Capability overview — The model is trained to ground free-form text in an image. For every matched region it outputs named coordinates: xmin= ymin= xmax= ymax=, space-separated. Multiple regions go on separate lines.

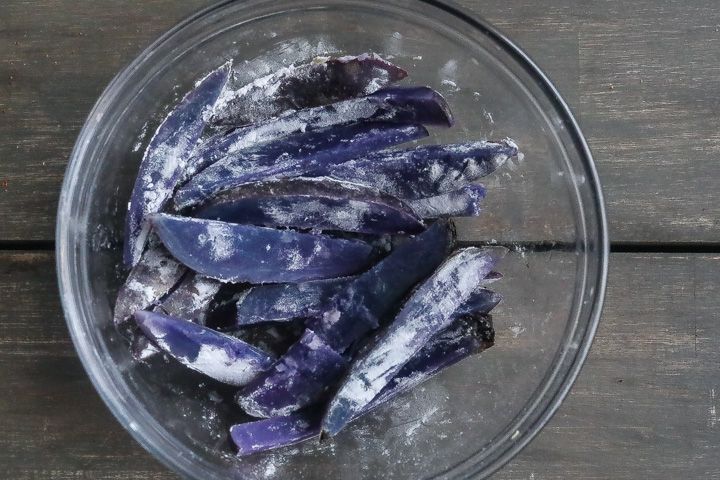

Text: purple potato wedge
xmin=186 ymin=86 xmax=453 ymax=177
xmin=157 ymin=273 xmax=222 ymax=324
xmin=210 ymin=53 xmax=407 ymax=126
xmin=193 ymin=177 xmax=424 ymax=235
xmin=237 ymin=329 xmax=348 ymax=418
xmin=406 ymin=184 xmax=486 ymax=218
xmin=151 ymin=214 xmax=373 ymax=283
xmin=321 ymin=247 xmax=497 ymax=436
xmin=326 ymin=140 xmax=518 ymax=199
xmin=307 ymin=219 xmax=455 ymax=351
xmin=483 ymin=271 xmax=503 ymax=284
xmin=133 ymin=273 xmax=223 ymax=361
xmin=368 ymin=86 xmax=453 ymax=127
xmin=134 ymin=310 xmax=275 ymax=387
xmin=454 ymin=287 xmax=502 ymax=318
xmin=234 ymin=221 xmax=454 ymax=419
xmin=123 ymin=63 xmax=231 ymax=266
xmin=230 ymin=411 xmax=323 ymax=456
xmin=113 ymin=243 xmax=186 ymax=331
xmin=230 ymin=314 xmax=495 ymax=455
xmin=235 ymin=277 xmax=354 ymax=326
xmin=173 ymin=121 xmax=428 ymax=209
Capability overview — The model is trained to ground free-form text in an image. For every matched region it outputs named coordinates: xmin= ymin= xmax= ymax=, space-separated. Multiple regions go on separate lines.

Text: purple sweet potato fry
xmin=193 ymin=177 xmax=424 ymax=235
xmin=230 ymin=314 xmax=495 ymax=455
xmin=237 ymin=329 xmax=348 ymax=418
xmin=233 ymin=221 xmax=454 ymax=419
xmin=235 ymin=277 xmax=354 ymax=326
xmin=132 ymin=273 xmax=223 ymax=362
xmin=151 ymin=214 xmax=373 ymax=283
xmin=368 ymin=86 xmax=453 ymax=127
xmin=454 ymin=287 xmax=502 ymax=318
xmin=113 ymin=243 xmax=186 ymax=331
xmin=123 ymin=63 xmax=231 ymax=266
xmin=173 ymin=121 xmax=428 ymax=209
xmin=406 ymin=184 xmax=486 ymax=218
xmin=322 ymin=247 xmax=497 ymax=436
xmin=307 ymin=219 xmax=455 ymax=351
xmin=134 ymin=310 xmax=275 ymax=386
xmin=157 ymin=273 xmax=222 ymax=324
xmin=230 ymin=411 xmax=322 ymax=456
xmin=185 ymin=86 xmax=452 ymax=177
xmin=210 ymin=53 xmax=407 ymax=126
xmin=326 ymin=140 xmax=518 ymax=199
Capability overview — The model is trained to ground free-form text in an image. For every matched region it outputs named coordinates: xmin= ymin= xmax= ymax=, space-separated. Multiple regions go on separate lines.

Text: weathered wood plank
xmin=1 ymin=251 xmax=718 ymax=478
xmin=0 ymin=252 xmax=176 ymax=479
xmin=0 ymin=0 xmax=215 ymax=242
xmin=1 ymin=0 xmax=720 ymax=243
xmin=497 ymin=253 xmax=720 ymax=479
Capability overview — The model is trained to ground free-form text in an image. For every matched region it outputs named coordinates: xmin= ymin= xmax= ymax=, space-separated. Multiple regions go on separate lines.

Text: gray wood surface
xmin=1 ymin=0 xmax=720 ymax=242
xmin=1 ymin=252 xmax=718 ymax=479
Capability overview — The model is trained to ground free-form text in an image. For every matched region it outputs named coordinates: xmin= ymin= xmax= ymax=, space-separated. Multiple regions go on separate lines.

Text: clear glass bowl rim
xmin=56 ymin=0 xmax=609 ymax=478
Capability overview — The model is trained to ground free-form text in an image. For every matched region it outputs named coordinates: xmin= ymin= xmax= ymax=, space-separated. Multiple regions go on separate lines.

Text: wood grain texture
xmin=1 ymin=0 xmax=719 ymax=242
xmin=0 ymin=251 xmax=717 ymax=479
xmin=0 ymin=0 xmax=215 ymax=242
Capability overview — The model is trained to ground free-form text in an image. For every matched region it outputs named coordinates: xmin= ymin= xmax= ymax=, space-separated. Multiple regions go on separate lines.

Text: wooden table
xmin=1 ymin=1 xmax=718 ymax=478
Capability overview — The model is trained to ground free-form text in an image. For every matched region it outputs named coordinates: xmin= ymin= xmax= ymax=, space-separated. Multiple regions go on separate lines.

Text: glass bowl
xmin=56 ymin=0 xmax=608 ymax=478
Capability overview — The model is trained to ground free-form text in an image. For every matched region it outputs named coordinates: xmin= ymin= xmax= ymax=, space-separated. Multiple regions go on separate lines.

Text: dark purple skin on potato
xmin=113 ymin=243 xmax=186 ymax=331
xmin=230 ymin=314 xmax=495 ymax=455
xmin=322 ymin=247 xmax=497 ymax=436
xmin=185 ymin=86 xmax=453 ymax=177
xmin=210 ymin=53 xmax=408 ymax=127
xmin=307 ymin=219 xmax=456 ymax=352
xmin=193 ymin=177 xmax=424 ymax=235
xmin=235 ymin=277 xmax=354 ymax=326
xmin=173 ymin=121 xmax=429 ymax=209
xmin=406 ymin=184 xmax=486 ymax=218
xmin=150 ymin=214 xmax=373 ymax=283
xmin=325 ymin=140 xmax=518 ymax=200
xmin=123 ymin=63 xmax=231 ymax=266
xmin=134 ymin=310 xmax=275 ymax=387
xmin=237 ymin=329 xmax=348 ymax=418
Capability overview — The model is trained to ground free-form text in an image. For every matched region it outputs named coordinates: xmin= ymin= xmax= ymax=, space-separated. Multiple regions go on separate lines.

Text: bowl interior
xmin=57 ymin=1 xmax=606 ymax=479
